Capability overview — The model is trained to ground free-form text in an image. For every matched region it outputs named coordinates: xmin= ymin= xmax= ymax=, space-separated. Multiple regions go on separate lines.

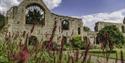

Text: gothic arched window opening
xmin=78 ymin=27 xmax=81 ymax=35
xmin=62 ymin=20 xmax=69 ymax=30
xmin=122 ymin=26 xmax=125 ymax=33
xmin=26 ymin=4 xmax=45 ymax=25
xmin=63 ymin=36 xmax=67 ymax=44
xmin=28 ymin=36 xmax=38 ymax=45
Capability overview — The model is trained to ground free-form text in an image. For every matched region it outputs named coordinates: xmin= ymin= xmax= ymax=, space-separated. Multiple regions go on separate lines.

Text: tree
xmin=83 ymin=26 xmax=91 ymax=32
xmin=70 ymin=36 xmax=85 ymax=49
xmin=97 ymin=25 xmax=125 ymax=49
xmin=0 ymin=14 xmax=5 ymax=29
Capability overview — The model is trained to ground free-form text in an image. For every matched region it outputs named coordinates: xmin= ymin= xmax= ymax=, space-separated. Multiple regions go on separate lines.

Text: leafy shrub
xmin=93 ymin=45 xmax=100 ymax=49
xmin=0 ymin=14 xmax=5 ymax=29
xmin=97 ymin=25 xmax=125 ymax=49
xmin=83 ymin=26 xmax=91 ymax=32
xmin=70 ymin=36 xmax=85 ymax=49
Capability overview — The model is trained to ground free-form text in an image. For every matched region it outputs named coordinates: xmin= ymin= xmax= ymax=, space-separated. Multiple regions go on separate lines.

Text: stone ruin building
xmin=4 ymin=0 xmax=84 ymax=44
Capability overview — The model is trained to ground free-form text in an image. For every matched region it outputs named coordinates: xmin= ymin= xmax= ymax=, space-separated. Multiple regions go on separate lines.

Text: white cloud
xmin=82 ymin=9 xmax=125 ymax=31
xmin=0 ymin=0 xmax=62 ymax=14
xmin=0 ymin=0 xmax=20 ymax=14
xmin=43 ymin=0 xmax=62 ymax=9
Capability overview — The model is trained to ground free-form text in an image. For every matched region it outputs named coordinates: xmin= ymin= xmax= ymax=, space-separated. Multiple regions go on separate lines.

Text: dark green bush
xmin=70 ymin=36 xmax=85 ymax=49
xmin=0 ymin=14 xmax=5 ymax=29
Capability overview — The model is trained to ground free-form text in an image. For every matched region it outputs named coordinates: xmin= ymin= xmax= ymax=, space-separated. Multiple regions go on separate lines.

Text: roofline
xmin=96 ymin=21 xmax=123 ymax=24
xmin=51 ymin=13 xmax=82 ymax=20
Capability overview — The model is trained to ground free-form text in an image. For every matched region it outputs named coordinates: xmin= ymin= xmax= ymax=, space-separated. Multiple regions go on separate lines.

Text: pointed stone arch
xmin=62 ymin=20 xmax=70 ymax=30
xmin=25 ymin=3 xmax=45 ymax=25
xmin=26 ymin=3 xmax=46 ymax=11
xmin=21 ymin=0 xmax=50 ymax=12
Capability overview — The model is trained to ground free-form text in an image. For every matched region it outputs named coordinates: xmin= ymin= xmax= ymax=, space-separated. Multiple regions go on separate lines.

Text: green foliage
xmin=0 ymin=40 xmax=9 ymax=63
xmin=84 ymin=26 xmax=91 ymax=32
xmin=0 ymin=14 xmax=5 ymax=29
xmin=0 ymin=14 xmax=5 ymax=21
xmin=0 ymin=32 xmax=124 ymax=63
xmin=70 ymin=36 xmax=85 ymax=49
xmin=97 ymin=25 xmax=125 ymax=48
xmin=93 ymin=45 xmax=100 ymax=49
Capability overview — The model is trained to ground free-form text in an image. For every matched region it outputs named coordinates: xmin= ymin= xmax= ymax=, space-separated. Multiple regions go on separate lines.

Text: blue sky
xmin=51 ymin=0 xmax=125 ymax=31
xmin=52 ymin=0 xmax=125 ymax=16
xmin=0 ymin=0 xmax=125 ymax=31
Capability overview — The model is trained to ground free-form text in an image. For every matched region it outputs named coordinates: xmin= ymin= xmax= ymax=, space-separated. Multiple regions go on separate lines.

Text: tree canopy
xmin=83 ymin=26 xmax=91 ymax=32
xmin=70 ymin=36 xmax=86 ymax=49
xmin=96 ymin=25 xmax=125 ymax=48
xmin=0 ymin=14 xmax=5 ymax=29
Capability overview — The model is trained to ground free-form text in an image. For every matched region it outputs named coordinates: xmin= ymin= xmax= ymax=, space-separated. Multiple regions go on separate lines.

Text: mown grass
xmin=89 ymin=49 xmax=125 ymax=60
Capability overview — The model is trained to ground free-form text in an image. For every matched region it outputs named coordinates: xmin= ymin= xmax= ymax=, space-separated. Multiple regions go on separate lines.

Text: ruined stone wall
xmin=84 ymin=31 xmax=97 ymax=45
xmin=51 ymin=13 xmax=84 ymax=43
xmin=6 ymin=0 xmax=84 ymax=44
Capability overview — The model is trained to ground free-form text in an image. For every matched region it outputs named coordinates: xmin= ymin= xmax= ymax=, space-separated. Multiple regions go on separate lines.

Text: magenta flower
xmin=14 ymin=45 xmax=30 ymax=63
xmin=20 ymin=46 xmax=29 ymax=62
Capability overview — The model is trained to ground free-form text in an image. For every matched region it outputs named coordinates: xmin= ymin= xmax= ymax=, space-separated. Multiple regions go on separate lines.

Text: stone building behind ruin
xmin=5 ymin=0 xmax=84 ymax=44
xmin=84 ymin=19 xmax=125 ymax=45
xmin=95 ymin=20 xmax=125 ymax=36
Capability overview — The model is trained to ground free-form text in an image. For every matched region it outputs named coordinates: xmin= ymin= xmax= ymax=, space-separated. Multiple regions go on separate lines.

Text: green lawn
xmin=89 ymin=49 xmax=125 ymax=60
